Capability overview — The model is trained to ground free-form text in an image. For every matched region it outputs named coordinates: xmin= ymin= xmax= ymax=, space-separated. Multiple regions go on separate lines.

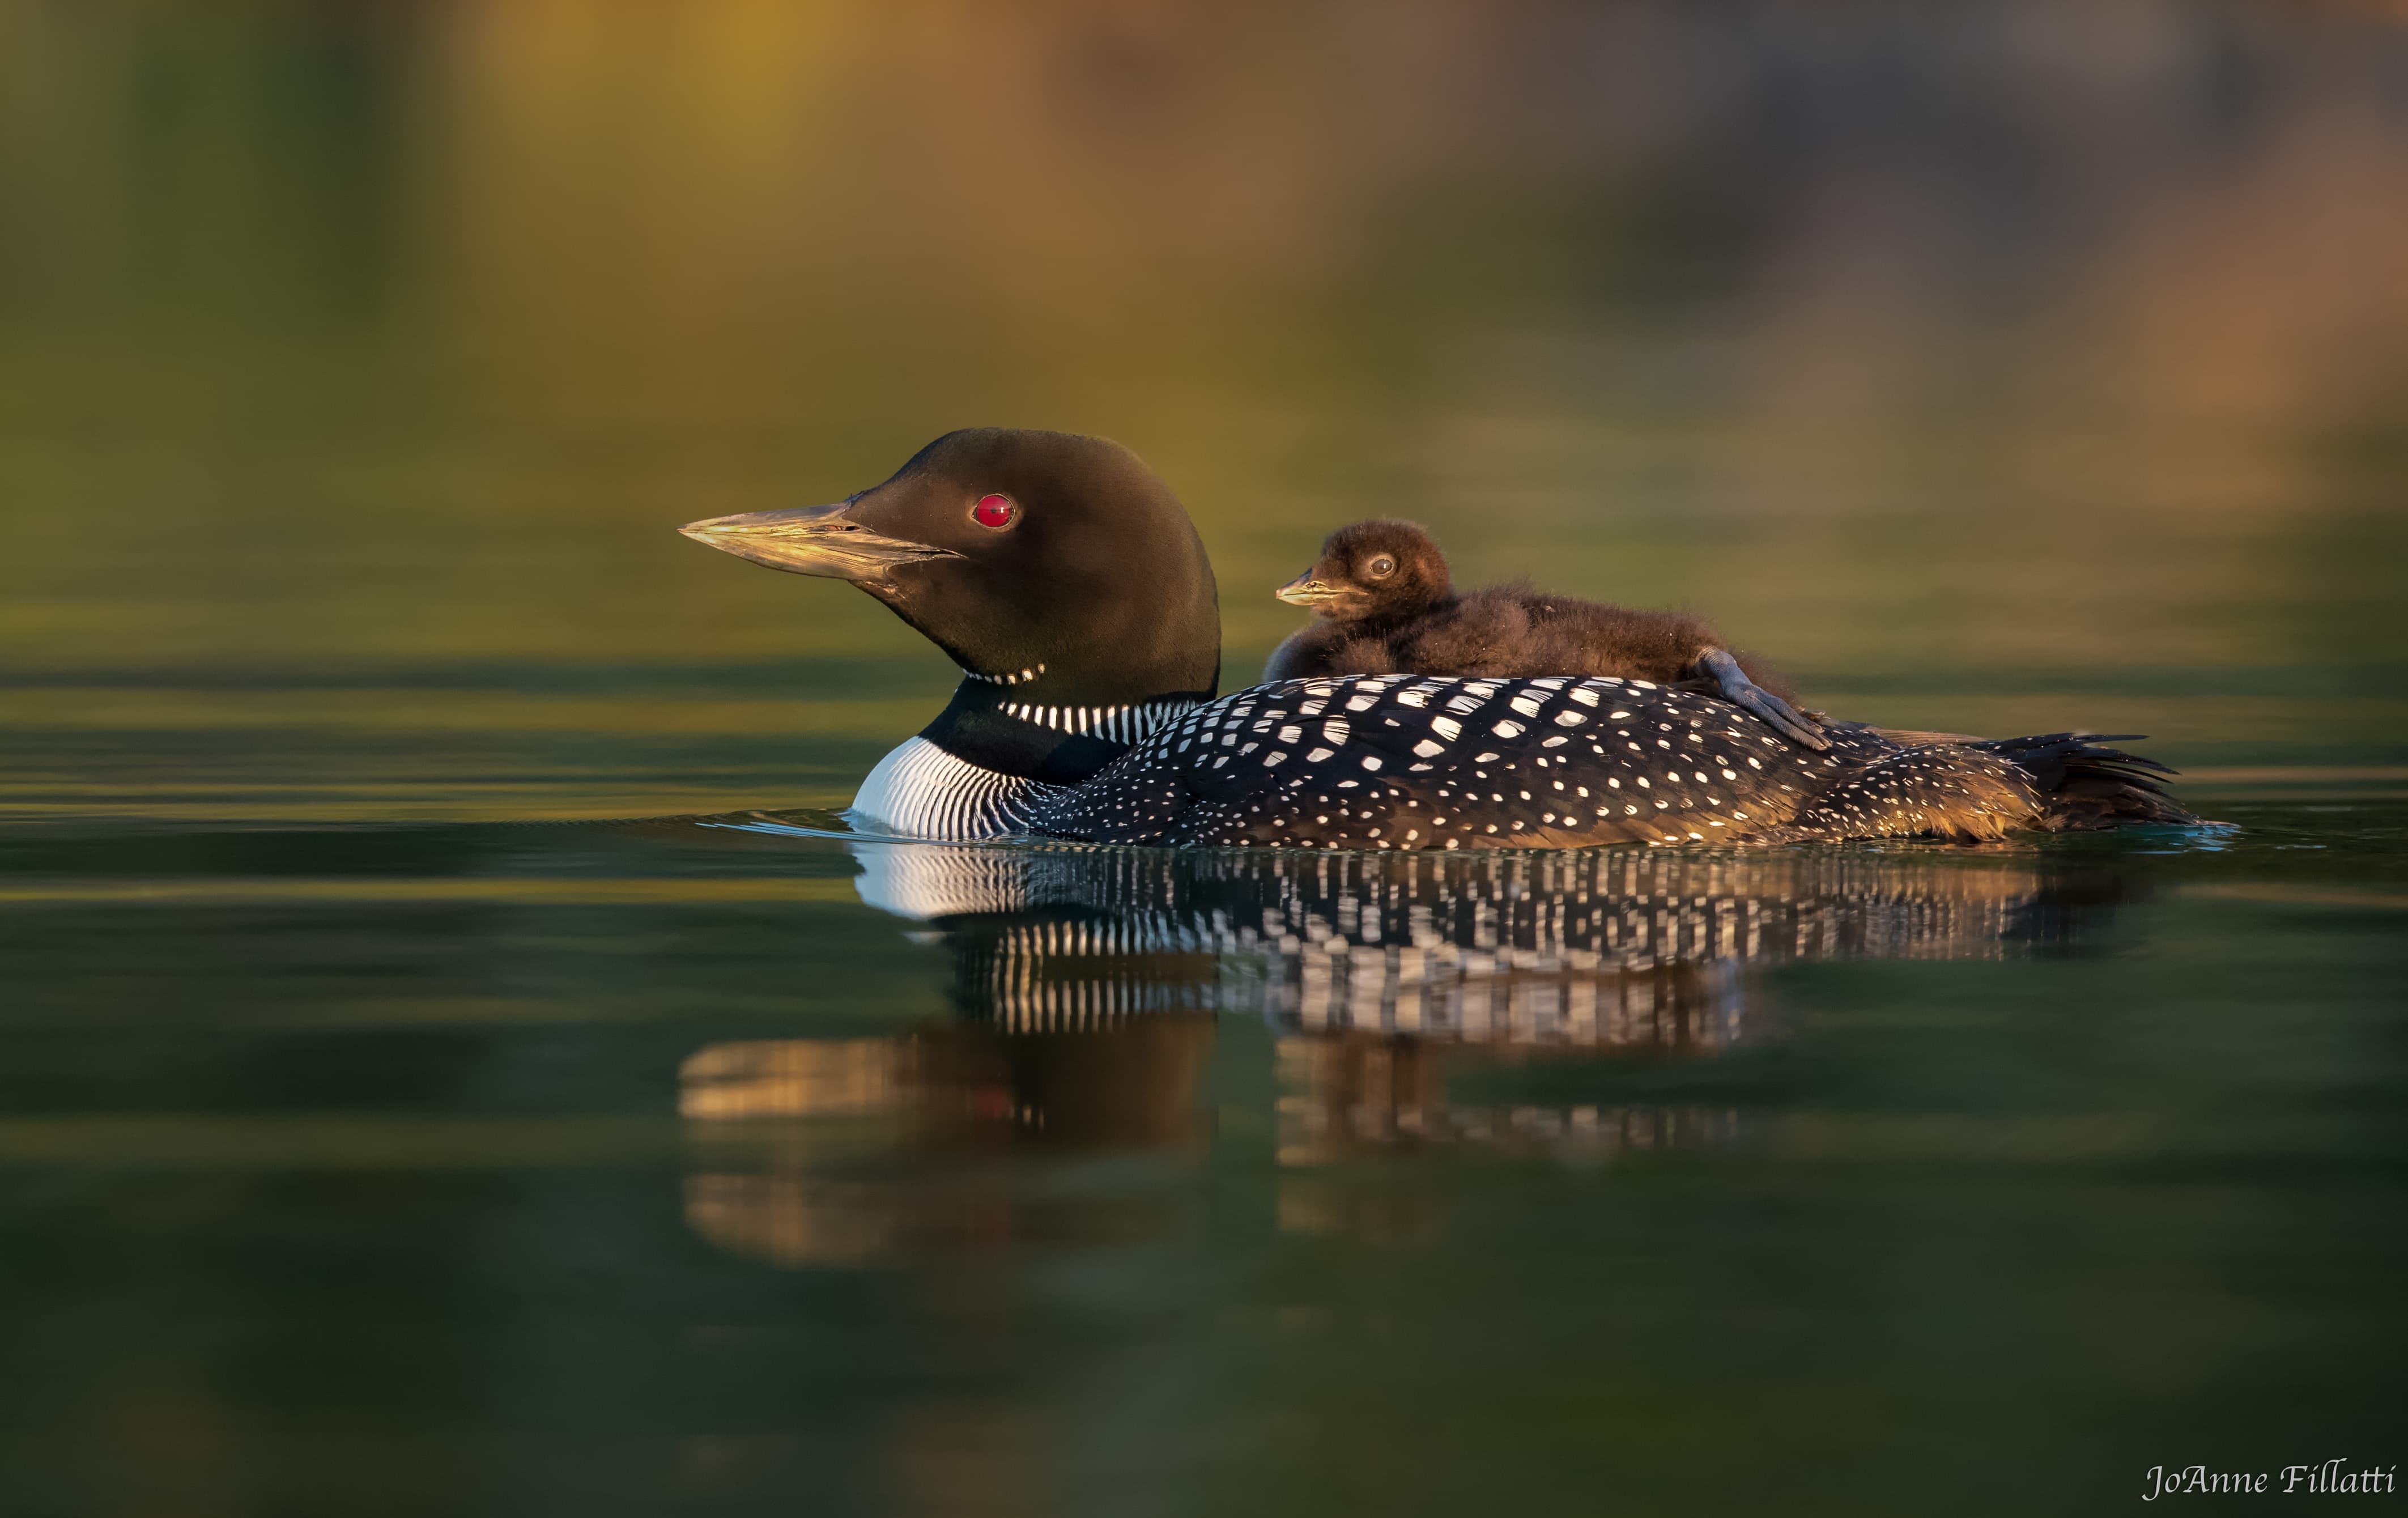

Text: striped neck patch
xmin=962 ymin=663 xmax=1046 ymax=687
xmin=994 ymin=698 xmax=1190 ymax=745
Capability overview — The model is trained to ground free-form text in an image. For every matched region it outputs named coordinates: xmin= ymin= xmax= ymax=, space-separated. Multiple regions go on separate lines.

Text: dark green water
xmin=6 ymin=4 xmax=2408 ymax=1513
xmin=1 ymin=796 xmax=2403 ymax=1514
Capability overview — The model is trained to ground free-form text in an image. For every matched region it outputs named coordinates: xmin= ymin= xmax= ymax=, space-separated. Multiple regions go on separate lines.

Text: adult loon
xmin=679 ymin=428 xmax=2192 ymax=848
xmin=1263 ymin=517 xmax=1821 ymax=747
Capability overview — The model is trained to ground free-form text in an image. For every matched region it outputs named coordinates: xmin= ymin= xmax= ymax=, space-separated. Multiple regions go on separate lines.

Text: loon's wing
xmin=1029 ymin=674 xmax=1838 ymax=849
xmin=1023 ymin=675 xmax=2188 ymax=849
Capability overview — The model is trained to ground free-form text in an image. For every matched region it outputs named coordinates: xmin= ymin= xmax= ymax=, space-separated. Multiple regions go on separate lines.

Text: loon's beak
xmin=678 ymin=502 xmax=962 ymax=581
xmin=1276 ymin=570 xmax=1341 ymax=607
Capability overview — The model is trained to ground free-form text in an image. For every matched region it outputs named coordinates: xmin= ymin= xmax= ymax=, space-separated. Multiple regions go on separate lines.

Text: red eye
xmin=972 ymin=494 xmax=1015 ymax=529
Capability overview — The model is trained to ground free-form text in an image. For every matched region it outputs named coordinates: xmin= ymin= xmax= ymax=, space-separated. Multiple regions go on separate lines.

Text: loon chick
xmin=679 ymin=428 xmax=2192 ymax=848
xmin=1266 ymin=518 xmax=1824 ymax=750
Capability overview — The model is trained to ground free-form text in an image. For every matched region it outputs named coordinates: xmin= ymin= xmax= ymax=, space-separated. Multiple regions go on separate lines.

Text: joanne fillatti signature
xmin=2144 ymin=1460 xmax=2396 ymax=1499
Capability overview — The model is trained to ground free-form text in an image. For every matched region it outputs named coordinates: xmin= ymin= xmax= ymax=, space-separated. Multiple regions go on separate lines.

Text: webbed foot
xmin=1695 ymin=648 xmax=1829 ymax=751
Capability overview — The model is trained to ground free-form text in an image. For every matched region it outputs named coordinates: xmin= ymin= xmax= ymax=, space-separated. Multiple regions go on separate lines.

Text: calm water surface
xmin=1 ymin=780 xmax=2402 ymax=1515
xmin=6 ymin=5 xmax=2408 ymax=1513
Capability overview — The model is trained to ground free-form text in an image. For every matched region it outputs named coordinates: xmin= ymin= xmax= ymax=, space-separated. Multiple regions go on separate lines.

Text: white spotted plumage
xmin=856 ymin=674 xmax=2167 ymax=851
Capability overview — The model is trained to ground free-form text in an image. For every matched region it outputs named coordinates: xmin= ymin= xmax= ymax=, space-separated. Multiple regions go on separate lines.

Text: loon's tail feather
xmin=1973 ymin=732 xmax=2197 ymax=830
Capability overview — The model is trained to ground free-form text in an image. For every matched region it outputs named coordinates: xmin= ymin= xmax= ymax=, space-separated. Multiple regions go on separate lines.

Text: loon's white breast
xmin=849 ymin=692 xmax=1194 ymax=840
xmin=849 ymin=735 xmax=1056 ymax=840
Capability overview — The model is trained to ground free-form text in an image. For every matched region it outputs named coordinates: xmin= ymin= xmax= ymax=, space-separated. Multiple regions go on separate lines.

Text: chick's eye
xmin=1367 ymin=556 xmax=1396 ymax=579
xmin=972 ymin=494 xmax=1015 ymax=529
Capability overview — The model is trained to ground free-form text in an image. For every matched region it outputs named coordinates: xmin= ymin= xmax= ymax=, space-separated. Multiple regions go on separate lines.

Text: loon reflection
xmin=844 ymin=837 xmax=2124 ymax=1047
xmin=675 ymin=834 xmax=2136 ymax=1266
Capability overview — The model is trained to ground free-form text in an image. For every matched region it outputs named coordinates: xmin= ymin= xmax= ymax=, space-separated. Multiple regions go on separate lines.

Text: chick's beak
xmin=1276 ymin=569 xmax=1342 ymax=607
xmin=678 ymin=501 xmax=962 ymax=581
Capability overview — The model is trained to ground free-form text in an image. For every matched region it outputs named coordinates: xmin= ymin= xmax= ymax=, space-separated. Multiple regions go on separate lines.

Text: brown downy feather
xmin=1267 ymin=523 xmax=1797 ymax=698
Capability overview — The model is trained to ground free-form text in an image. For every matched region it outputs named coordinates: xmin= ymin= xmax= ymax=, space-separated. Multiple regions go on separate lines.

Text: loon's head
xmin=1276 ymin=518 xmax=1452 ymax=626
xmin=680 ymin=428 xmax=1220 ymax=793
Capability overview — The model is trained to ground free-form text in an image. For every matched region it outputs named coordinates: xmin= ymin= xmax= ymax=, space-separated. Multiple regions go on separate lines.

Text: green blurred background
xmin=5 ymin=0 xmax=2403 ymax=823
xmin=4 ymin=9 xmax=2408 ymax=1516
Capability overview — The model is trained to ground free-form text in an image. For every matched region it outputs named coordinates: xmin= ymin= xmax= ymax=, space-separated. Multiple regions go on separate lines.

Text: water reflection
xmin=859 ymin=840 xmax=2129 ymax=1037
xmin=1271 ymin=1035 xmax=1748 ymax=1168
xmin=679 ymin=1017 xmax=1215 ymax=1270
xmin=679 ymin=839 xmax=2137 ymax=1265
